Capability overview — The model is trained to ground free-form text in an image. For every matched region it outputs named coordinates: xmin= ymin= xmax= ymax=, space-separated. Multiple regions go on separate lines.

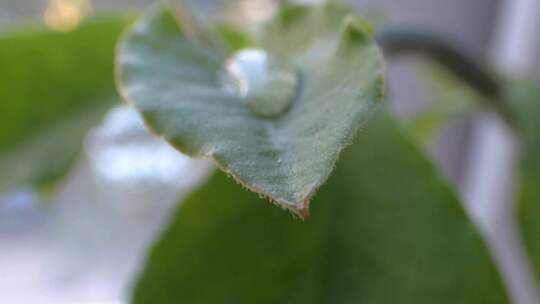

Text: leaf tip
xmin=338 ymin=14 xmax=374 ymax=49
xmin=289 ymin=197 xmax=313 ymax=220
xmin=295 ymin=205 xmax=310 ymax=220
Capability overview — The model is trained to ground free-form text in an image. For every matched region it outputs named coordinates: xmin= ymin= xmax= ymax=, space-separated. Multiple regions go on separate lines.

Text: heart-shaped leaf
xmin=116 ymin=3 xmax=384 ymax=218
xmin=0 ymin=17 xmax=129 ymax=194
xmin=133 ymin=112 xmax=509 ymax=304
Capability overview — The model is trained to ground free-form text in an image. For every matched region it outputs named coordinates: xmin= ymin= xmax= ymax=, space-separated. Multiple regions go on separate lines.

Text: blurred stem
xmin=375 ymin=28 xmax=515 ymax=127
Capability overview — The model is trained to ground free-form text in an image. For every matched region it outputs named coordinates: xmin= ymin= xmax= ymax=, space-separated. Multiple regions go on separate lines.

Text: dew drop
xmin=219 ymin=48 xmax=300 ymax=118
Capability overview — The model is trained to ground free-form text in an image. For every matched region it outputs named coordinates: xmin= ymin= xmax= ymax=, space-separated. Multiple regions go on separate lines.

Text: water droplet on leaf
xmin=219 ymin=48 xmax=299 ymax=118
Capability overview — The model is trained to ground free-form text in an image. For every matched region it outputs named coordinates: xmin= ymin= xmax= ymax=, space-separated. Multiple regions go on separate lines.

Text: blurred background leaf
xmin=406 ymin=63 xmax=477 ymax=144
xmin=0 ymin=17 xmax=130 ymax=195
xmin=133 ymin=111 xmax=508 ymax=304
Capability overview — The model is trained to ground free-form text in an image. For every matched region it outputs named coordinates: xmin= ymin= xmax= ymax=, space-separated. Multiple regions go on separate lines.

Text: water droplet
xmin=219 ymin=48 xmax=300 ymax=118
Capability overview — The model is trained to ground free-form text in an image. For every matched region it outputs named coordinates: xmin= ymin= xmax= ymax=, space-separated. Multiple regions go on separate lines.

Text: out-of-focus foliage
xmin=133 ymin=111 xmax=509 ymax=304
xmin=407 ymin=64 xmax=477 ymax=143
xmin=0 ymin=17 xmax=129 ymax=194
xmin=116 ymin=3 xmax=384 ymax=217
xmin=504 ymin=80 xmax=540 ymax=291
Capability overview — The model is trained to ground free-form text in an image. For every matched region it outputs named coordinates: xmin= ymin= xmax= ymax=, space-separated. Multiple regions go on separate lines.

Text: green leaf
xmin=116 ymin=4 xmax=384 ymax=217
xmin=133 ymin=112 xmax=508 ymax=304
xmin=503 ymin=80 xmax=540 ymax=288
xmin=0 ymin=17 xmax=129 ymax=194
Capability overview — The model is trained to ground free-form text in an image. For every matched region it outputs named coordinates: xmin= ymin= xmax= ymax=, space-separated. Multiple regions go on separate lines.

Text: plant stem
xmin=375 ymin=28 xmax=514 ymax=126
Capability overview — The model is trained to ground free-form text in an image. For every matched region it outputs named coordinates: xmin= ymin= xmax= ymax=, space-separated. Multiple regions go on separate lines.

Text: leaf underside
xmin=116 ymin=4 xmax=385 ymax=217
xmin=0 ymin=17 xmax=129 ymax=194
xmin=133 ymin=112 xmax=509 ymax=304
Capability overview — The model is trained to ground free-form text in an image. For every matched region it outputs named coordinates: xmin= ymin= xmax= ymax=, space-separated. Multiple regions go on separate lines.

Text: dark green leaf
xmin=0 ymin=17 xmax=129 ymax=193
xmin=116 ymin=4 xmax=384 ymax=217
xmin=133 ymin=112 xmax=508 ymax=304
